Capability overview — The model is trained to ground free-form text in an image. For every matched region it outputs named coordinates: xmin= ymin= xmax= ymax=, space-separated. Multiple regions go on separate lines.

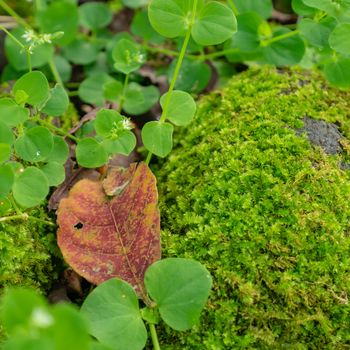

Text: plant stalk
xmin=227 ymin=0 xmax=239 ymax=15
xmin=0 ymin=0 xmax=31 ymax=29
xmin=0 ymin=213 xmax=56 ymax=226
xmin=118 ymin=73 xmax=129 ymax=113
xmin=149 ymin=323 xmax=161 ymax=350
xmin=49 ymin=58 xmax=63 ymax=86
xmin=145 ymin=0 xmax=199 ymax=165
xmin=261 ymin=29 xmax=300 ymax=46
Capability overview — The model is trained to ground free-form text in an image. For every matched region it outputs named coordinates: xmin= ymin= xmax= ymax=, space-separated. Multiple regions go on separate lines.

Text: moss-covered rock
xmin=155 ymin=67 xmax=350 ymax=349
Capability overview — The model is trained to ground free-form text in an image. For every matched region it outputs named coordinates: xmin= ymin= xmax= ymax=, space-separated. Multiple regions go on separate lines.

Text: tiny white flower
xmin=122 ymin=119 xmax=133 ymax=130
xmin=22 ymin=29 xmax=35 ymax=43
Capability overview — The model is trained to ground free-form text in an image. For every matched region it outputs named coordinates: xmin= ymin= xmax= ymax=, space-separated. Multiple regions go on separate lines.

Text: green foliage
xmin=81 ymin=258 xmax=212 ymax=350
xmin=155 ymin=67 xmax=350 ymax=348
xmin=0 ymin=289 xmax=92 ymax=350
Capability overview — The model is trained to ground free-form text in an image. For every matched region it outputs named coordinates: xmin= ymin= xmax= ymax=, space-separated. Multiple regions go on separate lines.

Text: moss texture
xmin=0 ymin=206 xmax=60 ymax=291
xmin=155 ymin=67 xmax=350 ymax=349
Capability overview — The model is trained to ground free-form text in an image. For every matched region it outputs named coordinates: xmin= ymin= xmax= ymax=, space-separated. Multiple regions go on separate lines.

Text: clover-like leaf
xmin=75 ymin=138 xmax=108 ymax=168
xmin=12 ymin=167 xmax=49 ymax=207
xmin=145 ymin=258 xmax=212 ymax=331
xmin=15 ymin=126 xmax=54 ymax=162
xmin=13 ymin=71 xmax=50 ymax=107
xmin=141 ymin=121 xmax=173 ymax=157
xmin=79 ymin=2 xmax=113 ymax=30
xmin=0 ymin=164 xmax=14 ymax=200
xmin=0 ymin=143 xmax=11 ymax=164
xmin=234 ymin=0 xmax=273 ymax=19
xmin=57 ymin=162 xmax=161 ymax=299
xmin=40 ymin=162 xmax=66 ymax=186
xmin=42 ymin=84 xmax=69 ymax=116
xmin=112 ymin=39 xmax=145 ymax=74
xmin=192 ymin=2 xmax=237 ymax=46
xmin=44 ymin=136 xmax=69 ymax=165
xmin=0 ymin=121 xmax=14 ymax=146
xmin=323 ymin=57 xmax=350 ymax=89
xmin=81 ymin=278 xmax=147 ymax=350
xmin=102 ymin=131 xmax=136 ymax=156
xmin=0 ymin=98 xmax=29 ymax=127
xmin=160 ymin=90 xmax=196 ymax=126
xmin=329 ymin=23 xmax=350 ymax=55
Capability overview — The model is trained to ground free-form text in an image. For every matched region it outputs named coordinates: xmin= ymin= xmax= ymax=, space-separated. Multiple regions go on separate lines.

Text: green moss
xmin=0 ymin=206 xmax=60 ymax=292
xmin=155 ymin=67 xmax=350 ymax=349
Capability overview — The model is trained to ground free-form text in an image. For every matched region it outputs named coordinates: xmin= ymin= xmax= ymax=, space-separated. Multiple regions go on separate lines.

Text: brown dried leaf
xmin=57 ymin=163 xmax=161 ymax=299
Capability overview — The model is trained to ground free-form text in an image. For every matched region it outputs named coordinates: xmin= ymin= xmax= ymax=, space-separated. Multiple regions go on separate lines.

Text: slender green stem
xmin=227 ymin=0 xmax=239 ymax=15
xmin=145 ymin=0 xmax=199 ymax=165
xmin=9 ymin=194 xmax=21 ymax=216
xmin=34 ymin=117 xmax=80 ymax=142
xmin=0 ymin=213 xmax=56 ymax=226
xmin=118 ymin=73 xmax=129 ymax=113
xmin=261 ymin=29 xmax=300 ymax=46
xmin=0 ymin=0 xmax=31 ymax=29
xmin=144 ymin=44 xmax=180 ymax=58
xmin=149 ymin=324 xmax=161 ymax=350
xmin=0 ymin=24 xmax=25 ymax=48
xmin=49 ymin=58 xmax=63 ymax=86
xmin=204 ymin=48 xmax=240 ymax=60
xmin=68 ymin=91 xmax=79 ymax=97
xmin=0 ymin=24 xmax=32 ymax=72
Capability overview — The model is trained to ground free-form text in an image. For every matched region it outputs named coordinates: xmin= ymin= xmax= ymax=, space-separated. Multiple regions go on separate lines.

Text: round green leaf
xmin=263 ymin=28 xmax=305 ymax=66
xmin=329 ymin=23 xmax=350 ymax=55
xmin=40 ymin=162 xmax=65 ymax=186
xmin=44 ymin=135 xmax=69 ymax=164
xmin=12 ymin=71 xmax=50 ymax=107
xmin=302 ymin=0 xmax=350 ymax=23
xmin=36 ymin=1 xmax=79 ymax=45
xmin=141 ymin=121 xmax=173 ymax=158
xmin=232 ymin=12 xmax=263 ymax=52
xmin=51 ymin=304 xmax=91 ymax=350
xmin=112 ymin=39 xmax=145 ymax=74
xmin=148 ymin=0 xmax=197 ymax=38
xmin=323 ymin=58 xmax=350 ymax=89
xmin=13 ymin=167 xmax=49 ymax=207
xmin=1 ymin=288 xmax=48 ymax=335
xmin=0 ymin=143 xmax=11 ymax=163
xmin=234 ymin=0 xmax=273 ymax=19
xmin=79 ymin=2 xmax=113 ymax=30
xmin=4 ymin=27 xmax=54 ymax=71
xmin=299 ymin=17 xmax=336 ymax=49
xmin=95 ymin=109 xmax=123 ymax=137
xmin=0 ymin=98 xmax=29 ymax=127
xmin=0 ymin=164 xmax=14 ymax=199
xmin=76 ymin=138 xmax=108 ymax=168
xmin=131 ymin=10 xmax=164 ymax=44
xmin=167 ymin=58 xmax=211 ymax=93
xmin=292 ymin=0 xmax=317 ymax=16
xmin=102 ymin=131 xmax=136 ymax=156
xmin=80 ymin=278 xmax=147 ymax=350
xmin=192 ymin=2 xmax=237 ymax=46
xmin=63 ymin=39 xmax=99 ymax=65
xmin=123 ymin=83 xmax=160 ymax=115
xmin=103 ymin=80 xmax=123 ymax=102
xmin=78 ymin=73 xmax=114 ymax=106
xmin=42 ymin=84 xmax=69 ymax=116
xmin=0 ymin=121 xmax=14 ymax=146
xmin=160 ymin=90 xmax=196 ymax=126
xmin=15 ymin=126 xmax=54 ymax=162
xmin=144 ymin=258 xmax=212 ymax=331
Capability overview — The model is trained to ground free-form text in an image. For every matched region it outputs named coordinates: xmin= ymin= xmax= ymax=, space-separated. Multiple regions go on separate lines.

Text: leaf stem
xmin=49 ymin=58 xmax=63 ymax=86
xmin=227 ymin=0 xmax=239 ymax=15
xmin=0 ymin=213 xmax=56 ymax=226
xmin=9 ymin=194 xmax=21 ymax=215
xmin=149 ymin=323 xmax=161 ymax=350
xmin=261 ymin=29 xmax=300 ymax=46
xmin=0 ymin=0 xmax=31 ymax=29
xmin=145 ymin=0 xmax=199 ymax=165
xmin=118 ymin=73 xmax=129 ymax=113
xmin=33 ymin=117 xmax=80 ymax=142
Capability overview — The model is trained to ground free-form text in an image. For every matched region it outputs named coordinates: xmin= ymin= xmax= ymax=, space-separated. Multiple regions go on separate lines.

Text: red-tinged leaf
xmin=57 ymin=162 xmax=161 ymax=300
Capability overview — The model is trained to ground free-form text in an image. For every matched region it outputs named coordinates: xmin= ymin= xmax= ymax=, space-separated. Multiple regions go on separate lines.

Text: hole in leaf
xmin=74 ymin=222 xmax=84 ymax=229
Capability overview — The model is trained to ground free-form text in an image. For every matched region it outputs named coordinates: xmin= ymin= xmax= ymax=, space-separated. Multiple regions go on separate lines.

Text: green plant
xmin=0 ymin=259 xmax=212 ymax=350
